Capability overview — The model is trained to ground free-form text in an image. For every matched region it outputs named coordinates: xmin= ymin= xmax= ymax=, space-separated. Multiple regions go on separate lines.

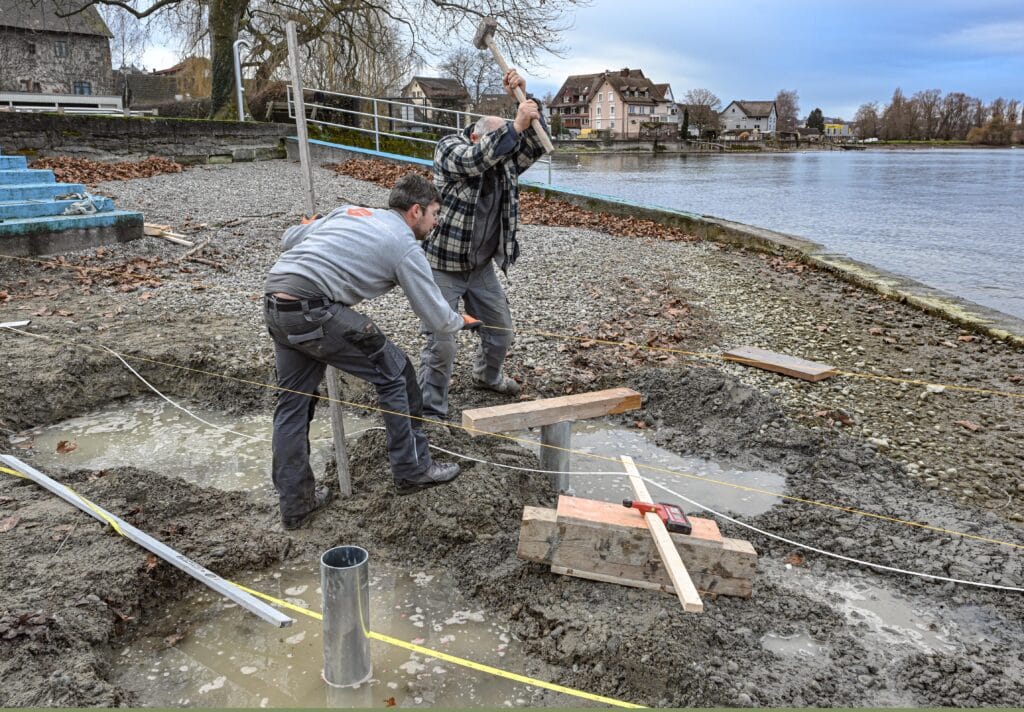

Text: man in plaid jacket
xmin=419 ymin=68 xmax=547 ymax=420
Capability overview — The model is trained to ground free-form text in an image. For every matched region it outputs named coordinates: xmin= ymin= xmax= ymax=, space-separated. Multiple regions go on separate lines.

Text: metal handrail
xmin=286 ymin=84 xmax=552 ymax=182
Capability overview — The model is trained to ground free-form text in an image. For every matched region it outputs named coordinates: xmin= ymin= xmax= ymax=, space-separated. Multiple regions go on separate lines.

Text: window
xmin=27 ymin=42 xmax=36 ymax=55
xmin=610 ymin=121 xmax=615 ymax=129
xmin=610 ymin=105 xmax=615 ymax=116
xmin=19 ymin=79 xmax=29 ymax=91
xmin=54 ymin=40 xmax=69 ymax=57
xmin=596 ymin=106 xmax=601 ymax=117
xmin=73 ymin=81 xmax=92 ymax=95
xmin=32 ymin=82 xmax=41 ymax=93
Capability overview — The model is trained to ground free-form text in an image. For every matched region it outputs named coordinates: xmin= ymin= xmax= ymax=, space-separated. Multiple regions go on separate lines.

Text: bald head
xmin=471 ymin=115 xmax=505 ymax=142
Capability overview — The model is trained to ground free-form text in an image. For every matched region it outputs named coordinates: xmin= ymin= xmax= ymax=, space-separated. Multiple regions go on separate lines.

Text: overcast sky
xmin=140 ymin=0 xmax=1024 ymax=119
xmin=503 ymin=0 xmax=1024 ymax=119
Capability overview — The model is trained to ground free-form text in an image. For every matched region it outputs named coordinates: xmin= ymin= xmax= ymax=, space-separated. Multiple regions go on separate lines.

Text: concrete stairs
xmin=0 ymin=149 xmax=144 ymax=256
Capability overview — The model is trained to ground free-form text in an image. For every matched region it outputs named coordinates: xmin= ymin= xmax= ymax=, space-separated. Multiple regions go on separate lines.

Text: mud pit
xmin=2 ymin=160 xmax=1023 ymax=707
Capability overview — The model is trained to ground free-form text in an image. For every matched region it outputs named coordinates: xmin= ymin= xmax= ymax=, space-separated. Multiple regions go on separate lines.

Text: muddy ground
xmin=1 ymin=160 xmax=1022 ymax=707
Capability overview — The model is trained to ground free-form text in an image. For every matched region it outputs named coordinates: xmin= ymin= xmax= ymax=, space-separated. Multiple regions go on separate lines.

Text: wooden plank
xmin=621 ymin=456 xmax=703 ymax=613
xmin=556 ymin=495 xmax=723 ymax=543
xmin=550 ymin=564 xmax=752 ymax=599
xmin=462 ymin=387 xmax=641 ymax=436
xmin=722 ymin=345 xmax=837 ymax=382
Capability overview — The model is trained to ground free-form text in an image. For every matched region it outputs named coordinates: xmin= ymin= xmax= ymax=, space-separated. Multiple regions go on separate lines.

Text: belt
xmin=264 ymin=295 xmax=331 ymax=312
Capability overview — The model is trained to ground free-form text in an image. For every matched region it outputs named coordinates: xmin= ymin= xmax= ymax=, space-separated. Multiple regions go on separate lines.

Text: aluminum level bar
xmin=0 ymin=454 xmax=294 ymax=628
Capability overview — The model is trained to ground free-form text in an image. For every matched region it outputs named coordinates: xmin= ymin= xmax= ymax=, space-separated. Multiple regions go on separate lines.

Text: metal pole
xmin=540 ymin=421 xmax=572 ymax=494
xmin=372 ymin=98 xmax=380 ymax=153
xmin=321 ymin=545 xmax=372 ymax=687
xmin=232 ymin=38 xmax=250 ymax=122
xmin=0 ymin=455 xmax=294 ymax=628
xmin=285 ymin=20 xmax=351 ymax=497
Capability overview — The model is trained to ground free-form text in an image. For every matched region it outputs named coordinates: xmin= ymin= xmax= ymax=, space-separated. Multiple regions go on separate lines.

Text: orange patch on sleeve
xmin=347 ymin=207 xmax=373 ymax=217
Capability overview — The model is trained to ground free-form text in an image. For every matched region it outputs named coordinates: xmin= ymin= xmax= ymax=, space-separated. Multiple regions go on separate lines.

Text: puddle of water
xmin=520 ymin=421 xmax=785 ymax=516
xmin=830 ymin=579 xmax=959 ymax=654
xmin=112 ymin=561 xmax=545 ymax=708
xmin=761 ymin=631 xmax=828 ymax=659
xmin=18 ymin=396 xmax=376 ymax=493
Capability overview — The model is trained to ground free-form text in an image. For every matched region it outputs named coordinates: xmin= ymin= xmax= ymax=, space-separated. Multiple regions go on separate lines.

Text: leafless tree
xmin=774 ymin=88 xmax=799 ymax=132
xmin=99 ymin=3 xmax=150 ymax=69
xmin=682 ymin=87 xmax=722 ymax=137
xmin=853 ymin=101 xmax=879 ymax=138
xmin=438 ymin=47 xmax=502 ymax=103
xmin=912 ymin=89 xmax=941 ymax=140
xmin=64 ymin=0 xmax=590 ymax=118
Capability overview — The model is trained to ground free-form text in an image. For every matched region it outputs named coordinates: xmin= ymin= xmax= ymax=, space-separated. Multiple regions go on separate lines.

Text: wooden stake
xmin=286 ymin=19 xmax=350 ymax=497
xmin=621 ymin=455 xmax=704 ymax=613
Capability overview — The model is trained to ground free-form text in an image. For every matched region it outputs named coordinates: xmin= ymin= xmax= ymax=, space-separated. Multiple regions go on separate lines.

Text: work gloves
xmin=462 ymin=314 xmax=483 ymax=331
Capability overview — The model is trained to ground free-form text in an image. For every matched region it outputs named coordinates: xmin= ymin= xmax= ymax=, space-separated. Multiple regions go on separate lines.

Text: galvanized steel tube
xmin=321 ymin=545 xmax=372 ymax=687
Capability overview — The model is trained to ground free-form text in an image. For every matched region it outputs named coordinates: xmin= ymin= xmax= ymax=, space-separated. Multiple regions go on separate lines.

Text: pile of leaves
xmin=326 ymin=158 xmax=698 ymax=242
xmin=28 ymin=156 xmax=184 ymax=186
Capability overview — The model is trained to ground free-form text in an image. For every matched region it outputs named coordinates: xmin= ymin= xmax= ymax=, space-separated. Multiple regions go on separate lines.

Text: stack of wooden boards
xmin=518 ymin=495 xmax=758 ymax=601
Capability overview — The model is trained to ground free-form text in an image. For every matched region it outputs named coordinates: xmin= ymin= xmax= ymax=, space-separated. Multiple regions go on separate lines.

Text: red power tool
xmin=622 ymin=499 xmax=693 ymax=535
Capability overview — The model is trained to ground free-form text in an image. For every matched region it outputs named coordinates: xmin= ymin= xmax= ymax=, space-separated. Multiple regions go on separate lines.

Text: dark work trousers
xmin=264 ymin=297 xmax=431 ymax=518
xmin=418 ymin=262 xmax=513 ymax=419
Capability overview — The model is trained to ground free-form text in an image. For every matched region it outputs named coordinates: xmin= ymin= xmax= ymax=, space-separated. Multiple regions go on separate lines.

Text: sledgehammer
xmin=473 ymin=16 xmax=555 ymax=154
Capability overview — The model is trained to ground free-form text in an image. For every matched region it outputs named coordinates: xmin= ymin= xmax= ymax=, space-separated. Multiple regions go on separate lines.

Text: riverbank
xmin=1 ymin=159 xmax=1022 ymax=706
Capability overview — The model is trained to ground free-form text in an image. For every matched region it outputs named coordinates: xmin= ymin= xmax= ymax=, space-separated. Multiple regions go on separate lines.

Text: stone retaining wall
xmin=1 ymin=113 xmax=295 ymax=164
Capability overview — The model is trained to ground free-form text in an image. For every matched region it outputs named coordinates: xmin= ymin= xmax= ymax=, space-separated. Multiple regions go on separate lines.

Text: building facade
xmin=0 ymin=0 xmax=114 ymax=96
xmin=720 ymin=100 xmax=778 ymax=134
xmin=551 ymin=68 xmax=678 ymax=137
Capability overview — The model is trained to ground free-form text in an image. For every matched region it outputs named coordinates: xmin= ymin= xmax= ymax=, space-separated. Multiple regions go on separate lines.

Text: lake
xmin=523 ymin=149 xmax=1024 ymax=320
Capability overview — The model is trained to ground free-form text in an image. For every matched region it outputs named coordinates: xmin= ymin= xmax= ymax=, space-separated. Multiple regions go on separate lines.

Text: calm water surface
xmin=524 ymin=149 xmax=1024 ymax=319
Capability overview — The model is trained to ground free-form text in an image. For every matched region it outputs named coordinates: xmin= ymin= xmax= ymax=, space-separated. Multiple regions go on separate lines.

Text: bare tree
xmin=99 ymin=3 xmax=150 ymax=69
xmin=438 ymin=47 xmax=502 ymax=103
xmin=774 ymin=88 xmax=799 ymax=132
xmin=683 ymin=87 xmax=722 ymax=137
xmin=66 ymin=0 xmax=590 ymax=118
xmin=853 ymin=101 xmax=880 ymax=138
xmin=912 ymin=89 xmax=941 ymax=140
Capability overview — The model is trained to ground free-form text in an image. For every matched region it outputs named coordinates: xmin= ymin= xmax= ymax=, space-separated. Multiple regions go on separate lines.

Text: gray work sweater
xmin=264 ymin=206 xmax=463 ymax=335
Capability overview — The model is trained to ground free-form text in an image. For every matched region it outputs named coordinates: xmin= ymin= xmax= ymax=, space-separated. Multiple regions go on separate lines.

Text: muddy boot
xmin=471 ymin=374 xmax=521 ymax=396
xmin=281 ymin=485 xmax=334 ymax=530
xmin=394 ymin=462 xmax=460 ymax=496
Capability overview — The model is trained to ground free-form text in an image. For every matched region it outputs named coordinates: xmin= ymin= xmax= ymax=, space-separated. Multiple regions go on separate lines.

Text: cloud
xmin=140 ymin=45 xmax=178 ymax=73
xmin=940 ymin=20 xmax=1024 ymax=54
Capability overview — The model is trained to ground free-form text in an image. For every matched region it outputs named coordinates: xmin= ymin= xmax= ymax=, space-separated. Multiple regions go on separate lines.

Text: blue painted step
xmin=0 ymin=196 xmax=116 ymax=220
xmin=0 ymin=156 xmax=29 ymax=170
xmin=0 ymin=210 xmax=143 ymax=238
xmin=0 ymin=169 xmax=55 ymax=185
xmin=0 ymin=182 xmax=88 ymax=201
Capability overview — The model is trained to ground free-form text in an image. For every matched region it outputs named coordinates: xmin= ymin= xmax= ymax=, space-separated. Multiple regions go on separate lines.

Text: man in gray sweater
xmin=264 ymin=174 xmax=477 ymax=529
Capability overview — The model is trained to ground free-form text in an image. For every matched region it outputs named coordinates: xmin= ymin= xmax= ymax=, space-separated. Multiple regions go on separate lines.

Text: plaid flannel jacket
xmin=423 ymin=121 xmax=546 ymax=272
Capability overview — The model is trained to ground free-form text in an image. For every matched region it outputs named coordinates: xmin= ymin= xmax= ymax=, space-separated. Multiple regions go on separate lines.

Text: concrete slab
xmin=0 ymin=196 xmax=116 ymax=220
xmin=0 ymin=169 xmax=55 ymax=185
xmin=0 ymin=156 xmax=30 ymax=170
xmin=0 ymin=182 xmax=88 ymax=202
xmin=0 ymin=210 xmax=144 ymax=256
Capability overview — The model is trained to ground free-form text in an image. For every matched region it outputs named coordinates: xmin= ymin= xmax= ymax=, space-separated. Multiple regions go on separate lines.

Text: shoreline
xmin=292 ymin=138 xmax=1024 ymax=345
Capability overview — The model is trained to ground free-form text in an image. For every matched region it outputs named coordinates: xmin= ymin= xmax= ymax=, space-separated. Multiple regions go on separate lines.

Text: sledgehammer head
xmin=473 ymin=16 xmax=498 ymax=50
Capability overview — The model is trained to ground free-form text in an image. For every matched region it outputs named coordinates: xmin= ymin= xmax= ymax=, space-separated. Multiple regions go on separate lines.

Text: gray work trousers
xmin=418 ymin=262 xmax=513 ymax=419
xmin=264 ymin=297 xmax=431 ymax=518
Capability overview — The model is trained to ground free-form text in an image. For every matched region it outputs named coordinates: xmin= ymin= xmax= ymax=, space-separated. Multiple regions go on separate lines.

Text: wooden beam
xmin=518 ymin=505 xmax=756 ymax=598
xmin=621 ymin=456 xmax=703 ymax=613
xmin=722 ymin=345 xmax=837 ymax=382
xmin=462 ymin=387 xmax=641 ymax=437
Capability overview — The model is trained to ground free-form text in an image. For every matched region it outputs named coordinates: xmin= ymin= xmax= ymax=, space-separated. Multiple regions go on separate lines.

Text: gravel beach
xmin=1 ymin=158 xmax=1021 ymax=706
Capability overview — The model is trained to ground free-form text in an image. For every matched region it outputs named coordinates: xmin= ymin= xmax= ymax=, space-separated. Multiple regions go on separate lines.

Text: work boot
xmin=471 ymin=374 xmax=521 ymax=396
xmin=394 ymin=462 xmax=461 ymax=496
xmin=281 ymin=485 xmax=335 ymax=530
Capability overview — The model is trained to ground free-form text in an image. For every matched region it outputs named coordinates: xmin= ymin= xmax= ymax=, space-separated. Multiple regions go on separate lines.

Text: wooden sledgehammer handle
xmin=482 ymin=37 xmax=555 ymax=154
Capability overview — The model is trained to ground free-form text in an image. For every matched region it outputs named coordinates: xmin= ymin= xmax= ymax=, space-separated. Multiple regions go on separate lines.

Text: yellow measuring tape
xmin=0 ymin=465 xmax=643 ymax=708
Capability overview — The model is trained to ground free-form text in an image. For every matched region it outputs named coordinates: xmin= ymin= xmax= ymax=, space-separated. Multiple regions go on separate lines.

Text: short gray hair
xmin=472 ymin=115 xmax=505 ymax=137
xmin=388 ymin=173 xmax=439 ymax=211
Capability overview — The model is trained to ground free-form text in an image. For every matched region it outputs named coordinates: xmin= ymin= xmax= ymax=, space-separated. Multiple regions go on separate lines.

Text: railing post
xmin=372 ymin=99 xmax=380 ymax=153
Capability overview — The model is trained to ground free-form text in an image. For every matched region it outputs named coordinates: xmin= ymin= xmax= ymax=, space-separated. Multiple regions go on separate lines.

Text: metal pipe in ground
xmin=540 ymin=421 xmax=572 ymax=494
xmin=321 ymin=545 xmax=372 ymax=687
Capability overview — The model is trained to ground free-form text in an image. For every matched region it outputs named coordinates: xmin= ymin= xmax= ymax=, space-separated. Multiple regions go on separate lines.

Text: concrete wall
xmin=1 ymin=113 xmax=295 ymax=163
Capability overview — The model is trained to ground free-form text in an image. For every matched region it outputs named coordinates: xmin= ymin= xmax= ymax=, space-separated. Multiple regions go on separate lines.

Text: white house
xmin=720 ymin=100 xmax=777 ymax=134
